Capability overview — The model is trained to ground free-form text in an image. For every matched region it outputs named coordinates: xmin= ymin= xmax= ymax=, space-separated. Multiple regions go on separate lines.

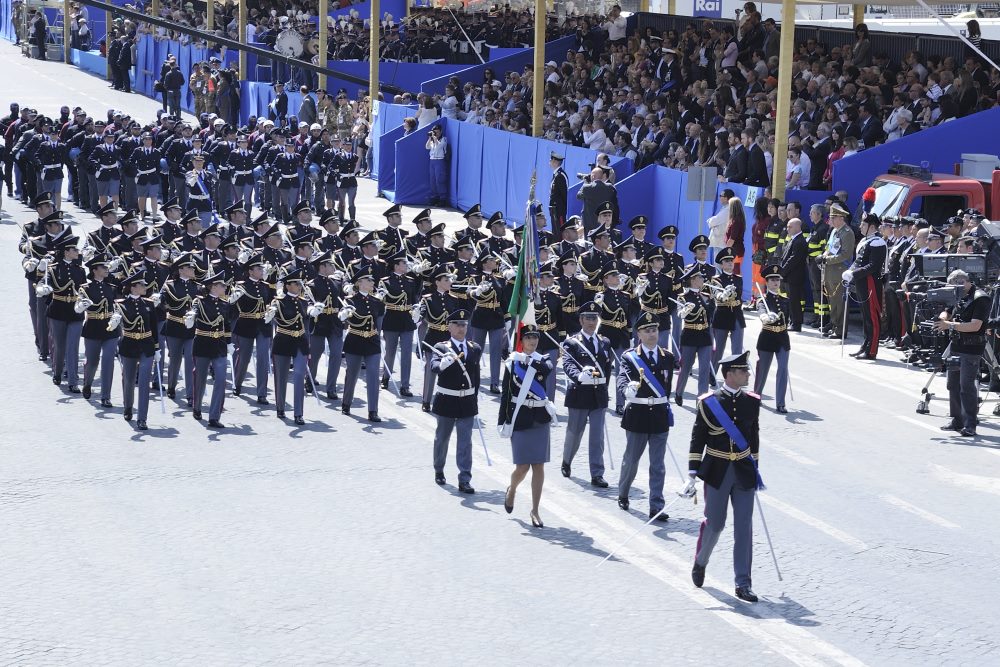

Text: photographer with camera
xmin=934 ymin=269 xmax=990 ymax=437
xmin=425 ymin=124 xmax=448 ymax=207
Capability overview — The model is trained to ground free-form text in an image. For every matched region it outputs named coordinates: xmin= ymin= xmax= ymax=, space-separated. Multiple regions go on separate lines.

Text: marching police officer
xmin=79 ymin=253 xmax=120 ymax=407
xmin=267 ymin=267 xmax=311 ymax=425
xmin=674 ymin=265 xmax=716 ymax=406
xmin=231 ymin=253 xmax=274 ymax=403
xmin=188 ymin=271 xmax=232 ymax=427
xmin=430 ymin=309 xmax=483 ymax=493
xmin=113 ymin=269 xmax=160 ymax=430
xmin=709 ymin=247 xmax=746 ymax=375
xmin=418 ymin=267 xmax=458 ymax=412
xmin=754 ymin=264 xmax=791 ymax=413
xmin=160 ymin=252 xmax=199 ymax=404
xmin=560 ymin=302 xmax=613 ymax=488
xmin=685 ymin=350 xmax=762 ymax=603
xmin=379 ymin=250 xmax=419 ymax=397
xmin=339 ymin=265 xmax=386 ymax=422
xmin=306 ymin=251 xmax=347 ymax=400
xmin=617 ymin=312 xmax=676 ymax=521
xmin=468 ymin=252 xmax=507 ymax=394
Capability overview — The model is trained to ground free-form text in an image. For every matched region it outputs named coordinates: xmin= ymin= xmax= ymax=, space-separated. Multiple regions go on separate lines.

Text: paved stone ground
xmin=2 ymin=43 xmax=1000 ymax=666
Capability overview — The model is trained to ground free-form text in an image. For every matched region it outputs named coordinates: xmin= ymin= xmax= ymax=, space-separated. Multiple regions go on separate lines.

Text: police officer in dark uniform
xmin=579 ymin=226 xmax=615 ymax=295
xmin=534 ymin=261 xmax=565 ymax=401
xmin=267 ymin=267 xmax=310 ymax=425
xmin=160 ymin=252 xmax=199 ymax=404
xmin=617 ymin=312 xmax=676 ymax=520
xmin=549 ymin=151 xmax=568 ymax=230
xmin=448 ymin=235 xmax=478 ymax=304
xmin=339 ymin=265 xmax=386 ymax=422
xmin=406 ymin=209 xmax=433 ymax=256
xmin=316 ymin=209 xmax=344 ymax=254
xmin=133 ymin=132 xmax=162 ymax=221
xmin=636 ymin=247 xmax=676 ymax=350
xmin=674 ymin=264 xmax=717 ymax=405
xmin=430 ymin=308 xmax=483 ymax=493
xmin=483 ymin=212 xmax=515 ymax=258
xmin=754 ymin=264 xmax=791 ymax=413
xmin=457 ymin=204 xmax=489 ymax=246
xmin=556 ymin=251 xmax=586 ymax=336
xmin=229 ymin=133 xmax=255 ymax=214
xmin=627 ymin=216 xmax=655 ymax=260
xmin=418 ymin=267 xmax=459 ymax=411
xmin=305 ymin=250 xmax=347 ymax=400
xmin=709 ymin=247 xmax=746 ymax=375
xmin=843 ymin=212 xmax=887 ymax=360
xmin=560 ymin=302 xmax=614 ymax=487
xmin=595 ymin=264 xmax=632 ymax=414
xmin=79 ymin=253 xmax=120 ymax=407
xmin=379 ymin=250 xmax=420 ymax=397
xmin=533 ymin=206 xmax=556 ymax=249
xmin=231 ymin=253 xmax=274 ymax=403
xmin=377 ymin=204 xmax=408 ymax=261
xmin=44 ymin=233 xmax=86 ymax=392
xmin=113 ymin=269 xmax=160 ymax=430
xmin=188 ymin=272 xmax=231 ymax=427
xmin=553 ymin=216 xmax=583 ymax=260
xmin=935 ymin=270 xmax=991 ymax=437
xmin=659 ymin=225 xmax=686 ymax=354
xmin=685 ymin=350 xmax=762 ymax=603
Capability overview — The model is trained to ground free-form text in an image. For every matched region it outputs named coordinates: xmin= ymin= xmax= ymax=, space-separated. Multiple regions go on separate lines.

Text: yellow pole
xmin=667 ymin=0 xmax=676 ymax=16
xmin=63 ymin=0 xmax=70 ymax=62
xmin=207 ymin=0 xmax=214 ymax=33
xmin=105 ymin=8 xmax=111 ymax=79
xmin=853 ymin=4 xmax=865 ymax=28
xmin=151 ymin=0 xmax=159 ymax=16
xmin=531 ymin=0 xmax=544 ymax=137
xmin=370 ymin=0 xmax=380 ymax=114
xmin=772 ymin=0 xmax=796 ymax=201
xmin=318 ymin=0 xmax=328 ymax=90
xmin=238 ymin=0 xmax=247 ymax=81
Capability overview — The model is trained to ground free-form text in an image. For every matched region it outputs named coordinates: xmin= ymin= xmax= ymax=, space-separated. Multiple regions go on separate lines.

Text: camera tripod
xmin=915 ymin=340 xmax=1000 ymax=415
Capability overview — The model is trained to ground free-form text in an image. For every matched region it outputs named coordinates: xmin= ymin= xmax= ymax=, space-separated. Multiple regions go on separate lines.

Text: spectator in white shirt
xmin=707 ymin=189 xmax=733 ymax=250
xmin=602 ymin=5 xmax=627 ymax=43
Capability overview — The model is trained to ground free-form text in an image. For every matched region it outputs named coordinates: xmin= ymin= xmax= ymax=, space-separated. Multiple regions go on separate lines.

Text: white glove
xmin=331 ymin=270 xmax=345 ymax=281
xmin=82 ymin=246 xmax=96 ymax=262
xmin=502 ymin=268 xmax=517 ymax=280
xmin=74 ymin=298 xmax=93 ymax=314
xmin=634 ymin=276 xmax=649 ymax=296
xmin=149 ymin=292 xmax=162 ymax=307
xmin=108 ymin=256 xmax=123 ymax=272
xmin=237 ymin=248 xmax=252 ymax=264
xmin=624 ymin=380 xmax=640 ymax=402
xmin=680 ymin=475 xmax=698 ymax=498
xmin=842 ymin=269 xmax=854 ymax=282
xmin=679 ymin=302 xmax=695 ymax=318
xmin=722 ymin=284 xmax=737 ymax=301
xmin=343 ymin=283 xmax=355 ymax=298
xmin=762 ymin=312 xmax=779 ymax=325
xmin=437 ymin=352 xmax=456 ymax=370
xmin=544 ymin=400 xmax=558 ymax=419
xmin=153 ymin=350 xmax=161 ymax=366
xmin=23 ymin=256 xmax=39 ymax=272
xmin=162 ymin=248 xmax=173 ymax=262
xmin=183 ymin=310 xmax=196 ymax=328
xmin=410 ymin=307 xmax=422 ymax=324
xmin=228 ymin=286 xmax=244 ymax=304
xmin=510 ymin=351 xmax=528 ymax=364
xmin=36 ymin=257 xmax=50 ymax=272
xmin=375 ymin=287 xmax=387 ymax=301
xmin=337 ymin=306 xmax=355 ymax=321
xmin=264 ymin=305 xmax=277 ymax=323
xmin=107 ymin=310 xmax=122 ymax=328
xmin=307 ymin=303 xmax=324 ymax=318
xmin=227 ymin=343 xmax=235 ymax=357
xmin=263 ymin=261 xmax=275 ymax=278
xmin=35 ymin=283 xmax=53 ymax=297
xmin=413 ymin=259 xmax=431 ymax=274
xmin=498 ymin=422 xmax=514 ymax=439
xmin=594 ymin=291 xmax=604 ymax=305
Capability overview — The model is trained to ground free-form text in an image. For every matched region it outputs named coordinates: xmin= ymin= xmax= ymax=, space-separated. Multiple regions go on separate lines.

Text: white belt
xmin=137 ymin=168 xmax=156 ymax=175
xmin=338 ymin=172 xmax=355 ymax=177
xmin=43 ymin=164 xmax=62 ymax=170
xmin=522 ymin=399 xmax=547 ymax=408
xmin=578 ymin=377 xmax=607 ymax=385
xmin=435 ymin=387 xmax=475 ymax=397
xmin=188 ymin=193 xmax=209 ymax=200
xmin=233 ymin=170 xmax=252 ymax=176
xmin=626 ymin=396 xmax=670 ymax=406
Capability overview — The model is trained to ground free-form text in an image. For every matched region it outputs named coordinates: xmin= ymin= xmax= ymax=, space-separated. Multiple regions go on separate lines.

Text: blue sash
xmin=703 ymin=395 xmax=765 ymax=490
xmin=625 ymin=349 xmax=666 ymax=397
xmin=512 ymin=361 xmax=547 ymax=400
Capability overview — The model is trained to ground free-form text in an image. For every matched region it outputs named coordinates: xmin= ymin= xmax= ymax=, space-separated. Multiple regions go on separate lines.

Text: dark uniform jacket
xmin=306 ymin=275 xmax=345 ymax=337
xmin=679 ymin=290 xmax=714 ymax=347
xmin=470 ymin=272 xmax=506 ymax=331
xmin=45 ymin=259 xmax=87 ymax=322
xmin=342 ymin=292 xmax=385 ymax=356
xmin=379 ymin=271 xmax=420 ymax=333
xmin=638 ymin=268 xmax=676 ymax=329
xmin=192 ymin=295 xmax=230 ymax=358
xmin=617 ymin=345 xmax=675 ymax=434
xmin=689 ymin=388 xmax=761 ymax=489
xmin=116 ymin=295 xmax=159 ymax=358
xmin=497 ymin=354 xmax=554 ymax=430
xmin=271 ymin=293 xmax=309 ymax=356
xmin=562 ymin=332 xmax=613 ymax=409
xmin=430 ymin=339 xmax=482 ymax=417
xmin=549 ymin=167 xmax=568 ymax=227
xmin=233 ymin=278 xmax=274 ymax=338
xmin=556 ymin=273 xmax=586 ymax=335
xmin=597 ymin=288 xmax=632 ymax=349
xmin=420 ymin=290 xmax=458 ymax=345
xmin=756 ymin=291 xmax=790 ymax=352
xmin=710 ymin=272 xmax=745 ymax=331
xmin=850 ymin=234 xmax=887 ymax=300
xmin=160 ymin=277 xmax=200 ymax=339
xmin=81 ymin=279 xmax=120 ymax=340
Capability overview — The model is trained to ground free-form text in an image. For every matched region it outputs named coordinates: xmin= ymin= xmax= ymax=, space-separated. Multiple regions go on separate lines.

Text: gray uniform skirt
xmin=511 ymin=422 xmax=551 ymax=465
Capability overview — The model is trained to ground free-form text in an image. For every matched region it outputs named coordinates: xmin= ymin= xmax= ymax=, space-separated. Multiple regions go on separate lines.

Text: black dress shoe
xmin=193 ymin=410 xmax=202 ymax=420
xmin=276 ymin=410 xmax=286 ymax=419
xmin=649 ymin=511 xmax=669 ymax=522
xmin=38 ymin=354 xmax=48 ymax=361
xmin=504 ymin=486 xmax=514 ymax=514
xmin=674 ymin=392 xmax=683 ymax=407
xmin=692 ymin=563 xmax=706 ymax=588
xmin=52 ymin=377 xmax=61 ymax=386
xmin=294 ymin=416 xmax=305 ymax=426
xmin=855 ymin=353 xmax=877 ymax=361
xmin=421 ymin=402 xmax=431 ymax=413
xmin=848 ymin=350 xmax=863 ymax=357
xmin=617 ymin=496 xmax=629 ymax=511
xmin=123 ymin=409 xmax=133 ymax=421
xmin=489 ymin=384 xmax=500 ymax=394
xmin=327 ymin=391 xmax=339 ymax=400
xmin=368 ymin=412 xmax=381 ymax=422
xmin=305 ymin=385 xmax=313 ymax=395
xmin=256 ymin=396 xmax=269 ymax=405
xmin=208 ymin=419 xmax=224 ymax=428
xmin=68 ymin=386 xmax=81 ymax=394
xmin=959 ymin=428 xmax=977 ymax=437
xmin=341 ymin=405 xmax=350 ymax=415
xmin=136 ymin=420 xmax=148 ymax=431
xmin=82 ymin=384 xmax=92 ymax=399
xmin=435 ymin=472 xmax=446 ymax=485
xmin=185 ymin=398 xmax=192 ymax=407
xmin=458 ymin=482 xmax=475 ymax=494
xmin=735 ymin=586 xmax=759 ymax=603
xmin=233 ymin=387 xmax=242 ymax=396
xmin=381 ymin=377 xmax=389 ymax=390
xmin=615 ymin=406 xmax=625 ymax=416
xmin=399 ymin=388 xmax=413 ymax=397
xmin=776 ymin=406 xmax=788 ymax=414
xmin=167 ymin=388 xmax=176 ymax=399
xmin=708 ymin=376 xmax=717 ymax=388
xmin=940 ymin=423 xmax=961 ymax=431
xmin=561 ymin=462 xmax=571 ymax=478
xmin=591 ymin=476 xmax=609 ymax=488
xmin=100 ymin=399 xmax=113 ymax=409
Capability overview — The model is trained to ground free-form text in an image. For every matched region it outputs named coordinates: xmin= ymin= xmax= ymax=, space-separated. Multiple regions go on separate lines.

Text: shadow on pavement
xmin=511 ymin=519 xmax=613 ymax=559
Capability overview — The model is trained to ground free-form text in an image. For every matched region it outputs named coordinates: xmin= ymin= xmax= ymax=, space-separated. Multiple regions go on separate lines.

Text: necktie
xmin=585 ymin=335 xmax=596 ymax=355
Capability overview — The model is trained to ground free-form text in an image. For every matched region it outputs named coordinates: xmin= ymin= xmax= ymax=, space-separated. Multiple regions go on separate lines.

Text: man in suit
xmin=724 ymin=133 xmax=748 ymax=184
xmin=800 ymin=122 xmax=832 ymax=190
xmin=743 ymin=129 xmax=769 ymax=188
xmin=575 ymin=167 xmax=617 ymax=233
xmin=857 ymin=103 xmax=883 ymax=149
xmin=779 ymin=217 xmax=808 ymax=331
xmin=897 ymin=110 xmax=920 ymax=138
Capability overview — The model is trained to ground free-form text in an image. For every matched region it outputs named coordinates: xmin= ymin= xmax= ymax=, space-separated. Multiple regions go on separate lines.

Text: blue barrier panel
xmin=421 ymin=35 xmax=576 ymax=96
xmin=330 ymin=61 xmax=465 ymax=97
xmin=239 ymin=82 xmax=304 ymax=121
xmin=454 ymin=122 xmax=484 ymax=213
xmin=393 ymin=120 xmax=439 ymax=205
xmin=479 ymin=128 xmax=510 ymax=215
xmin=377 ymin=124 xmax=406 ymax=196
xmin=614 ymin=167 xmax=657 ymax=233
xmin=72 ymin=48 xmax=108 ymax=78
xmin=372 ymin=101 xmax=411 ymax=181
xmin=832 ymin=106 xmax=1000 ymax=212
xmin=505 ymin=132 xmax=540 ymax=217
xmin=489 ymin=47 xmax=526 ymax=61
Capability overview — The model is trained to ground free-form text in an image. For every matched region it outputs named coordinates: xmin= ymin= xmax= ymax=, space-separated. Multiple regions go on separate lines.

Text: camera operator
xmin=934 ymin=269 xmax=990 ymax=437
xmin=425 ymin=124 xmax=448 ymax=206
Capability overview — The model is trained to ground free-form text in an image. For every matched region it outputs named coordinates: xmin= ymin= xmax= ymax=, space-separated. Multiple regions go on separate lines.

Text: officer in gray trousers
xmin=616 ymin=312 xmax=676 ymax=521
xmin=430 ymin=309 xmax=482 ymax=494
xmin=560 ymin=302 xmax=613 ymax=488
xmin=684 ymin=350 xmax=762 ymax=603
